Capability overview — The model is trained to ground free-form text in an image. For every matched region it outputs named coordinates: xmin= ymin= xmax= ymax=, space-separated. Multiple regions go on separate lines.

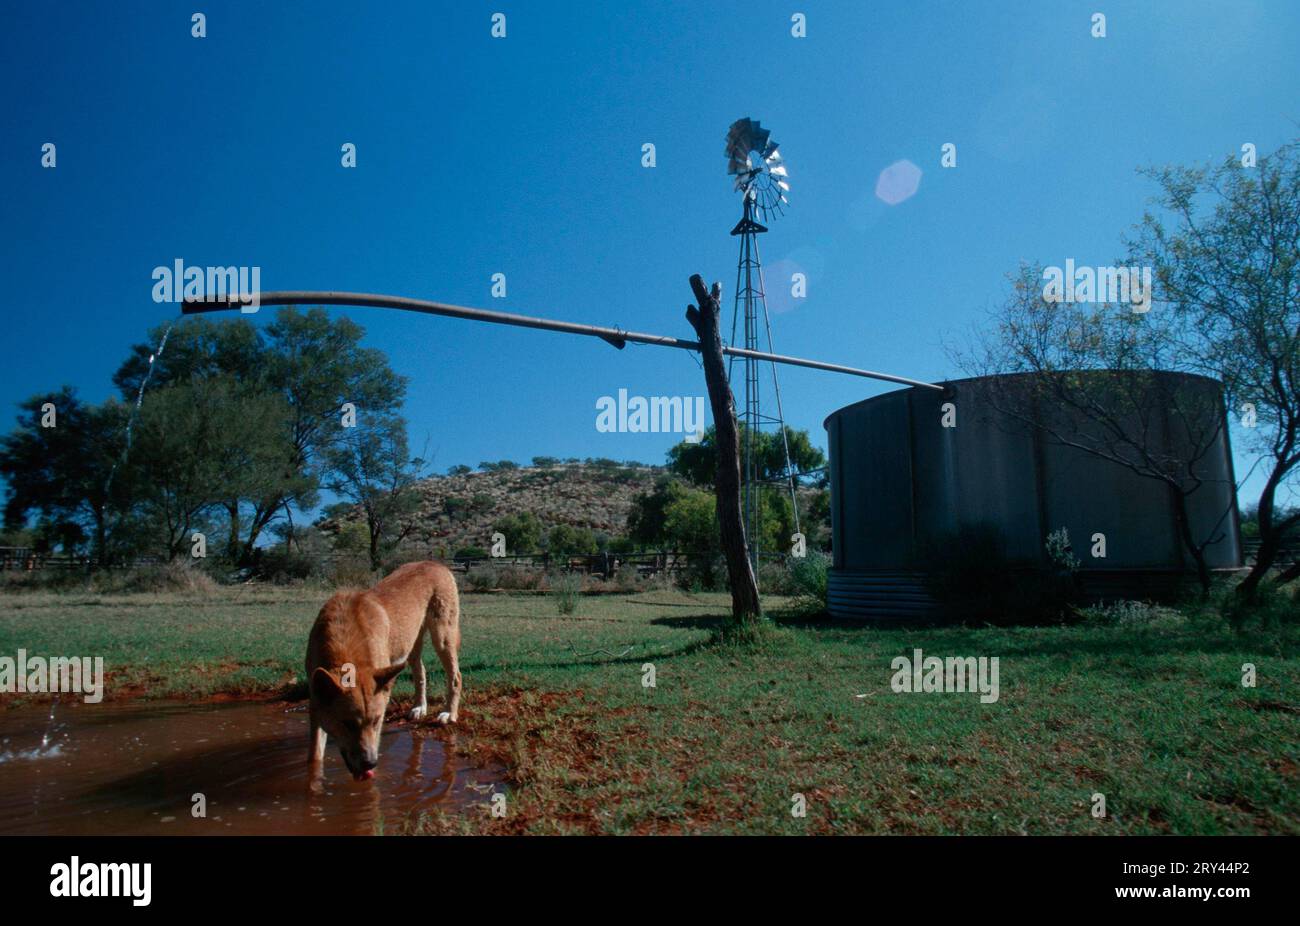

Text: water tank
xmin=823 ymin=371 xmax=1242 ymax=621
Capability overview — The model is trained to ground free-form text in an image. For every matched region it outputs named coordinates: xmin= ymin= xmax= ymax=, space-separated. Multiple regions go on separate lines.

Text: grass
xmin=1 ymin=585 xmax=1297 ymax=834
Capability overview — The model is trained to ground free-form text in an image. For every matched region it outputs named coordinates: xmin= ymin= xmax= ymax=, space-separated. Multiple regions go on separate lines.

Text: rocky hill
xmin=322 ymin=461 xmax=666 ymax=557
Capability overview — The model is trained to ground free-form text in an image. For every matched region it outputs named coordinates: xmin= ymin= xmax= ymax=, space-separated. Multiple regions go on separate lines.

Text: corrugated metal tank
xmin=823 ymin=371 xmax=1242 ymax=621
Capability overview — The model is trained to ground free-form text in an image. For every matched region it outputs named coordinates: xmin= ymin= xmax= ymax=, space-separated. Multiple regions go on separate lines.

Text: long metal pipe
xmin=180 ymin=290 xmax=943 ymax=391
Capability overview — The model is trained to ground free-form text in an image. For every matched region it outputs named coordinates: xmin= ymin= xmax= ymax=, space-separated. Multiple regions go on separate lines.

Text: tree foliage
xmin=323 ymin=414 xmax=427 ymax=570
xmin=1 ymin=307 xmax=408 ymax=567
xmin=1126 ymin=141 xmax=1300 ymax=598
xmin=494 ymin=510 xmax=543 ymax=553
xmin=0 ymin=388 xmax=132 ymax=564
xmin=666 ymin=424 xmax=826 ymax=488
xmin=954 ymin=263 xmax=1232 ymax=595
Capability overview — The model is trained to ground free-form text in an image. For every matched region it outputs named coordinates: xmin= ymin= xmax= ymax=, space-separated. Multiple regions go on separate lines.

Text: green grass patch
xmin=1 ymin=586 xmax=1296 ymax=834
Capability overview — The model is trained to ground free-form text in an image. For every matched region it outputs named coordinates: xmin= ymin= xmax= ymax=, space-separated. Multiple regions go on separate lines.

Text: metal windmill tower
xmin=724 ymin=117 xmax=800 ymax=573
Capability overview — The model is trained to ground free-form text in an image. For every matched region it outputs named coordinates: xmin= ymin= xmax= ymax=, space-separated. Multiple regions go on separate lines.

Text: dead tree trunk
xmin=685 ymin=274 xmax=762 ymax=624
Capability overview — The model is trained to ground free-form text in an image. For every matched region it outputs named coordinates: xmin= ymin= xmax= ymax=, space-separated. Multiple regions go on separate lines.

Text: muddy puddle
xmin=0 ymin=700 xmax=504 ymax=835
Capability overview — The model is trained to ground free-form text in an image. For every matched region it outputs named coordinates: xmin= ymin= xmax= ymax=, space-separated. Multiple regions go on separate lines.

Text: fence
xmin=1241 ymin=538 xmax=1299 ymax=568
xmin=0 ymin=546 xmax=793 ymax=580
xmin=0 ymin=548 xmax=165 ymax=572
xmin=448 ymin=551 xmax=698 ymax=580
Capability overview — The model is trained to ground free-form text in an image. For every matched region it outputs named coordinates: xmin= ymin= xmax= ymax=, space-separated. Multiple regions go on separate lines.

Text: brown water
xmin=0 ymin=700 xmax=504 ymax=835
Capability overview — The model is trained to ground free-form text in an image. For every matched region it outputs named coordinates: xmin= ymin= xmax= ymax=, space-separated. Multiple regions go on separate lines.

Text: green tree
xmin=114 ymin=316 xmax=264 ymax=396
xmin=494 ymin=511 xmax=543 ymax=553
xmin=331 ymin=519 xmax=371 ymax=555
xmin=628 ymin=474 xmax=804 ymax=555
xmin=1127 ymin=140 xmax=1300 ymax=599
xmin=546 ymin=523 xmax=599 ymax=554
xmin=258 ymin=308 xmax=406 ymax=562
xmin=662 ymin=488 xmax=718 ymax=552
xmin=627 ymin=476 xmax=685 ymax=549
xmin=443 ymin=495 xmax=469 ymax=524
xmin=667 ymin=425 xmax=826 ymax=487
xmin=806 ymin=488 xmax=832 ymax=551
xmin=0 ymin=388 xmax=133 ymax=564
xmin=129 ymin=380 xmax=266 ymax=560
xmin=115 ymin=308 xmax=406 ymax=564
xmin=323 ymin=414 xmax=427 ymax=570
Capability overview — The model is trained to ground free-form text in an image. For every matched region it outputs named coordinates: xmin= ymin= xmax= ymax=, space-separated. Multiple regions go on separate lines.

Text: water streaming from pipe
xmin=103 ymin=319 xmax=177 ymax=498
xmin=94 ymin=319 xmax=179 ymax=563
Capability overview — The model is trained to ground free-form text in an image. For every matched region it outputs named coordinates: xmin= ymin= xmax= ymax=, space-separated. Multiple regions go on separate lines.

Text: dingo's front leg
xmin=434 ymin=643 xmax=462 ymax=725
xmin=309 ymin=714 xmax=327 ymax=764
xmin=408 ymin=638 xmax=428 ymax=721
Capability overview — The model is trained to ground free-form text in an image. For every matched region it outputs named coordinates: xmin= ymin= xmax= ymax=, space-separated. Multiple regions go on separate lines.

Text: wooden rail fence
xmin=0 ymin=546 xmax=793 ymax=579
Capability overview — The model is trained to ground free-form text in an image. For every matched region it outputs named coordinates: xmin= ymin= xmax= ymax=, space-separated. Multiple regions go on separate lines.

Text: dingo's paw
xmin=435 ymin=711 xmax=453 ymax=725
xmin=409 ymin=704 xmax=428 ymax=721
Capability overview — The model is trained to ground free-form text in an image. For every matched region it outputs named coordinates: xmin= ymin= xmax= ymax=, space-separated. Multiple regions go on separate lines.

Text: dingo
xmin=305 ymin=561 xmax=462 ymax=780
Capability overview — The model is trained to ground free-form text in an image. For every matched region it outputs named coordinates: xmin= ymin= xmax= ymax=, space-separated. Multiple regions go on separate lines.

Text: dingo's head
xmin=310 ymin=662 xmax=405 ymax=780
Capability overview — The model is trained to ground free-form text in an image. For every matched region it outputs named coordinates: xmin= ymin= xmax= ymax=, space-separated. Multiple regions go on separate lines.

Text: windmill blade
xmin=726 ymin=116 xmax=790 ymax=219
xmin=725 ymin=117 xmax=770 ymax=166
xmin=725 ymin=118 xmax=755 ymax=159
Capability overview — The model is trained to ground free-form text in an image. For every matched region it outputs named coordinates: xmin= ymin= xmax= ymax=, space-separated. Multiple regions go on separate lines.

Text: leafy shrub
xmin=1044 ymin=527 xmax=1081 ymax=571
xmin=254 ymin=547 xmax=319 ymax=583
xmin=789 ymin=550 xmax=830 ymax=605
xmin=330 ymin=557 xmax=377 ymax=589
xmin=108 ymin=560 xmax=219 ymax=596
xmin=1219 ymin=583 xmax=1299 ymax=629
xmin=608 ymin=563 xmax=645 ymax=592
xmin=458 ymin=564 xmax=546 ymax=592
xmin=494 ymin=564 xmax=545 ymax=590
xmin=380 ymin=549 xmax=436 ymax=574
xmin=496 ymin=512 xmax=544 ymax=554
xmin=0 ymin=568 xmax=91 ymax=593
xmin=550 ymin=571 xmax=583 ymax=614
xmin=465 ymin=565 xmax=496 ymax=592
xmin=546 ymin=523 xmax=598 ymax=554
xmin=332 ymin=520 xmax=371 ymax=555
xmin=1079 ymin=599 xmax=1166 ymax=626
xmin=757 ymin=560 xmax=798 ymax=596
xmin=0 ymin=561 xmax=221 ymax=595
xmin=681 ymin=554 xmax=724 ymax=592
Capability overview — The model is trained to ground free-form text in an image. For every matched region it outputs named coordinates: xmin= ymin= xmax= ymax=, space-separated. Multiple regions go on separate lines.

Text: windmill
xmin=725 ymin=117 xmax=800 ymax=574
xmin=182 ymin=121 xmax=943 ymax=619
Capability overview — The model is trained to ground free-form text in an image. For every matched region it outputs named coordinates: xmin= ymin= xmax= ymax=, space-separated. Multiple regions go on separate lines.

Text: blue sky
xmin=2 ymin=0 xmax=1298 ymax=502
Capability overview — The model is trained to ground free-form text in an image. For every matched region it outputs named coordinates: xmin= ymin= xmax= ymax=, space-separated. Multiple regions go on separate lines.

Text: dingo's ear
xmin=311 ymin=668 xmax=345 ymax=705
xmin=374 ymin=662 xmax=406 ymax=690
